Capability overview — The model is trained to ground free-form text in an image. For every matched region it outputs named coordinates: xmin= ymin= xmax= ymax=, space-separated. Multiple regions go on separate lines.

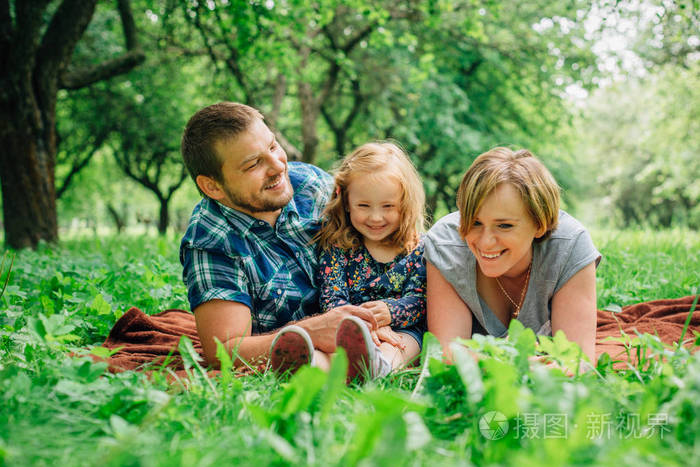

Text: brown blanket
xmin=595 ymin=295 xmax=699 ymax=365
xmin=100 ymin=295 xmax=699 ymax=374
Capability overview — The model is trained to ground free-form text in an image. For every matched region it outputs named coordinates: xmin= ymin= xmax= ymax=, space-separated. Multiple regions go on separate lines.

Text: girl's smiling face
xmin=346 ymin=172 xmax=402 ymax=248
xmin=465 ymin=183 xmax=544 ymax=279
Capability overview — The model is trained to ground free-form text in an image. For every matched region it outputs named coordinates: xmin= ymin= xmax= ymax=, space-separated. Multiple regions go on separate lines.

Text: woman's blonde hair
xmin=315 ymin=141 xmax=426 ymax=253
xmin=456 ymin=147 xmax=560 ymax=241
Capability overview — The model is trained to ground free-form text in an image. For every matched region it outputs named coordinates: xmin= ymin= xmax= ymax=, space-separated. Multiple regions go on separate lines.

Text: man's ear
xmin=196 ymin=175 xmax=226 ymax=201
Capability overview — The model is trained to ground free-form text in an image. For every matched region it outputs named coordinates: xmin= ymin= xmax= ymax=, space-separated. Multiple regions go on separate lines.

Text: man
xmin=179 ymin=102 xmax=377 ymax=370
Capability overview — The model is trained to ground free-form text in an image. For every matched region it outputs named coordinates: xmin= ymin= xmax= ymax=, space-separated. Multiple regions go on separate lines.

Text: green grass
xmin=593 ymin=228 xmax=699 ymax=309
xmin=0 ymin=229 xmax=698 ymax=466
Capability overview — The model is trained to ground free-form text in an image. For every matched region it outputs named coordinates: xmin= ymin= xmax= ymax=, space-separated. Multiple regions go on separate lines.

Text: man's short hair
xmin=181 ymin=102 xmax=263 ymax=192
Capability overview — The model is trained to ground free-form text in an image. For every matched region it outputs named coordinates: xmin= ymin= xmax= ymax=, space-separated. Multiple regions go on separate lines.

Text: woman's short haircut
xmin=456 ymin=147 xmax=560 ymax=241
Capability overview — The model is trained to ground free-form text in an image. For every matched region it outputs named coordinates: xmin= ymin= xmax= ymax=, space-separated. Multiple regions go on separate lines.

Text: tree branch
xmin=166 ymin=168 xmax=188 ymax=200
xmin=267 ymin=73 xmax=287 ymax=127
xmin=212 ymin=6 xmax=254 ymax=105
xmin=116 ymin=0 xmax=138 ymax=50
xmin=36 ymin=0 xmax=98 ymax=82
xmin=59 ymin=0 xmax=144 ymax=90
xmin=60 ymin=51 xmax=145 ymax=89
xmin=56 ymin=131 xmax=109 ymax=198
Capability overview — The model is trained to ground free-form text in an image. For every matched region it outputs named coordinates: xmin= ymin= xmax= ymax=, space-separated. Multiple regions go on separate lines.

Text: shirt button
xmin=277 ymin=289 xmax=282 ymax=295
xmin=295 ymin=252 xmax=301 ymax=257
xmin=258 ymin=221 xmax=265 ymax=226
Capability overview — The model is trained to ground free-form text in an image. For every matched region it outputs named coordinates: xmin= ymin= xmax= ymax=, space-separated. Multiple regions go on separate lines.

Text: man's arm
xmin=195 ymin=299 xmax=379 ymax=368
xmin=194 ymin=299 xmax=274 ymax=367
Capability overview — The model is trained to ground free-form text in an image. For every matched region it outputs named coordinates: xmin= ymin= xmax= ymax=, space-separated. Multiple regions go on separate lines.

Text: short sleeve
xmin=554 ymin=228 xmax=602 ymax=294
xmin=423 ymin=212 xmax=473 ymax=288
xmin=181 ymin=246 xmax=252 ymax=311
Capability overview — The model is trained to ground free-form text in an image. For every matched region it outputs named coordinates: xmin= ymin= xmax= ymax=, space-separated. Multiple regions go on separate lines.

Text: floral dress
xmin=317 ymin=238 xmax=426 ymax=330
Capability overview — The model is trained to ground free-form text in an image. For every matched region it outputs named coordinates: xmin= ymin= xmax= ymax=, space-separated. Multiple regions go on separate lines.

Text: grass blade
xmin=677 ymin=288 xmax=699 ymax=348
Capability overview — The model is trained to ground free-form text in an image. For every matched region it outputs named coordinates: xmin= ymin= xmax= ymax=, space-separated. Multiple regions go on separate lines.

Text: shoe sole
xmin=336 ymin=317 xmax=372 ymax=384
xmin=270 ymin=326 xmax=313 ymax=375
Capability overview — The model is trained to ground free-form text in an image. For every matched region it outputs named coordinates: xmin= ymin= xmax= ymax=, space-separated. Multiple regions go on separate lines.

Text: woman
xmin=425 ymin=147 xmax=601 ymax=363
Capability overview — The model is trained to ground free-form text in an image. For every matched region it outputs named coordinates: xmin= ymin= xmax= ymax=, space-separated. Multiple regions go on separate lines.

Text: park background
xmin=1 ymin=1 xmax=699 ymax=466
xmin=1 ymin=0 xmax=699 ymax=247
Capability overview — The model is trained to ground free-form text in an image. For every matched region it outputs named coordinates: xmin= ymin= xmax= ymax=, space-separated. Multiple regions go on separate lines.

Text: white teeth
xmin=265 ymin=177 xmax=280 ymax=189
xmin=482 ymin=252 xmax=501 ymax=259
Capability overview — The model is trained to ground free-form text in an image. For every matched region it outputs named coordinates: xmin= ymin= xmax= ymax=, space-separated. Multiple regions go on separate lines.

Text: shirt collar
xmin=215 ymin=201 xmax=259 ymax=234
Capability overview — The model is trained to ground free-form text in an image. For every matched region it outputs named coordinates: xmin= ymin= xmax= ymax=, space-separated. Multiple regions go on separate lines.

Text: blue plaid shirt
xmin=180 ymin=162 xmax=333 ymax=333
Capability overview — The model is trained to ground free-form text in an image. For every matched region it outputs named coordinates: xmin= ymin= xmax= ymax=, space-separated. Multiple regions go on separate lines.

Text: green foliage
xmin=575 ymin=60 xmax=700 ymax=229
xmin=1 ymin=231 xmax=699 ymax=465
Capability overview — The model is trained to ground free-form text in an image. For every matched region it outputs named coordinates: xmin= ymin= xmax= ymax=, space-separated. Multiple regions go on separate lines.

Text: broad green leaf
xmin=90 ymin=293 xmax=112 ymax=315
xmin=319 ymin=348 xmax=348 ymax=419
xmin=481 ymin=358 xmax=520 ymax=418
xmin=278 ymin=366 xmax=327 ymax=417
xmin=214 ymin=337 xmax=233 ymax=380
xmin=413 ymin=331 xmax=443 ymax=397
xmin=90 ymin=346 xmax=122 ymax=359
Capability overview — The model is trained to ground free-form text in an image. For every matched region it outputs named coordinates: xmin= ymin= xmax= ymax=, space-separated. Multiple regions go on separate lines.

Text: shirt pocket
xmin=254 ymin=268 xmax=295 ymax=308
xmin=255 ymin=267 xmax=308 ymax=327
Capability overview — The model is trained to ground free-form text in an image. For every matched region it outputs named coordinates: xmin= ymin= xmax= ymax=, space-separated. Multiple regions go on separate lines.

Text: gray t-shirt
xmin=424 ymin=210 xmax=601 ymax=337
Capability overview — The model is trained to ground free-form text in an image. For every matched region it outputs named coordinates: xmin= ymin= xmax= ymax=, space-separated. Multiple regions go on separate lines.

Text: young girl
xmin=315 ymin=141 xmax=427 ymax=383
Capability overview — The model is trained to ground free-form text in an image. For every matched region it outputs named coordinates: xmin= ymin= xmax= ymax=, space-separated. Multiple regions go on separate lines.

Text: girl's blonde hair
xmin=315 ymin=141 xmax=426 ymax=253
xmin=456 ymin=147 xmax=560 ymax=241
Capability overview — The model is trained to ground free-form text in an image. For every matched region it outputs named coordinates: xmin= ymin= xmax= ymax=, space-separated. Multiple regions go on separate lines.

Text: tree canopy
xmin=1 ymin=0 xmax=697 ymax=245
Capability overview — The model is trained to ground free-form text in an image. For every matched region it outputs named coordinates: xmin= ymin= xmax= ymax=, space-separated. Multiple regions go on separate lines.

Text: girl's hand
xmin=370 ymin=326 xmax=405 ymax=349
xmin=360 ymin=301 xmax=392 ymax=327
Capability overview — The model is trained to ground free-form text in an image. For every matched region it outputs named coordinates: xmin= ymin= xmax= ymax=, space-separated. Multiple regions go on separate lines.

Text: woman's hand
xmin=528 ymin=355 xmax=585 ymax=377
xmin=370 ymin=326 xmax=405 ymax=349
xmin=360 ymin=300 xmax=392 ymax=327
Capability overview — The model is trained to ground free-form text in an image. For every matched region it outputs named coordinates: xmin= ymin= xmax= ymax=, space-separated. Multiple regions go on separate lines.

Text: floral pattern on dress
xmin=317 ymin=238 xmax=426 ymax=329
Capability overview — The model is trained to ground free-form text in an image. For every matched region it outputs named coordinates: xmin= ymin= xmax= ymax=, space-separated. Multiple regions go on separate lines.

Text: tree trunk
xmin=157 ymin=197 xmax=169 ymax=235
xmin=106 ymin=203 xmax=126 ymax=233
xmin=0 ymin=0 xmax=143 ymax=249
xmin=297 ymin=81 xmax=319 ymax=165
xmin=0 ymin=77 xmax=59 ymax=249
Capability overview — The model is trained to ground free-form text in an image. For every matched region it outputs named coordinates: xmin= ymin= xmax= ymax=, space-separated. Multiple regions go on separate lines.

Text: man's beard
xmin=223 ymin=173 xmax=293 ymax=214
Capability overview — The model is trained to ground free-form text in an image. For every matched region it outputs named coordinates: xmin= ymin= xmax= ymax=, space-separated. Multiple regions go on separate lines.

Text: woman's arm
xmin=550 ymin=262 xmax=597 ymax=363
xmin=426 ymin=261 xmax=473 ymax=360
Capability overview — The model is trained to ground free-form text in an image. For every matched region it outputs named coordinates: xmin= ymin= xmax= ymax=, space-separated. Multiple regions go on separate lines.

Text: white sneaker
xmin=336 ymin=315 xmax=391 ymax=383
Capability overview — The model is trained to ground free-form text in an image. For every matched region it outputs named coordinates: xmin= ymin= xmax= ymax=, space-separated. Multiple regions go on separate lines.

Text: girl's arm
xmin=363 ymin=244 xmax=425 ymax=328
xmin=550 ymin=262 xmax=597 ymax=363
xmin=317 ymin=247 xmax=352 ymax=312
xmin=380 ymin=244 xmax=426 ymax=328
xmin=426 ymin=261 xmax=473 ymax=359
